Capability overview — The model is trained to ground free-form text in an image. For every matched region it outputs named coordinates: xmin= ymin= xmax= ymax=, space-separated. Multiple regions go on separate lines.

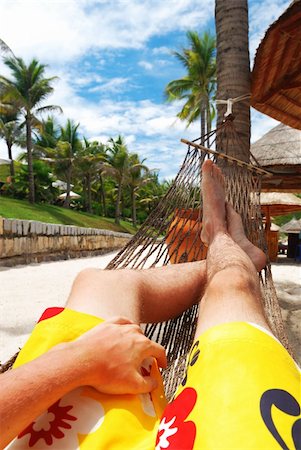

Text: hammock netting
xmin=106 ymin=118 xmax=291 ymax=400
xmin=0 ymin=119 xmax=292 ymax=399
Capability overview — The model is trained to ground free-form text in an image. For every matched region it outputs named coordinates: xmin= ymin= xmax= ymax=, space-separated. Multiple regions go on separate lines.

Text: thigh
xmin=65 ymin=268 xmax=141 ymax=323
xmin=155 ymin=322 xmax=300 ymax=450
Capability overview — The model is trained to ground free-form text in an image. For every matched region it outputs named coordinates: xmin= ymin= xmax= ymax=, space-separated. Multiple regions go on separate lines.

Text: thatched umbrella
xmin=259 ymin=192 xmax=301 ymax=218
xmin=0 ymin=157 xmax=10 ymax=165
xmin=279 ymin=217 xmax=301 ymax=233
xmin=251 ymin=1 xmax=301 ymax=130
xmin=254 ymin=192 xmax=301 ymax=260
xmin=251 ymin=123 xmax=301 ymax=192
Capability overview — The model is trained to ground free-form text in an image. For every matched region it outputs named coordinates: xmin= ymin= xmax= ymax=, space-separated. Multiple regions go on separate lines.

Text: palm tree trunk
xmin=26 ymin=115 xmax=35 ymax=203
xmin=83 ymin=176 xmax=87 ymax=210
xmin=7 ymin=142 xmax=15 ymax=177
xmin=99 ymin=173 xmax=106 ymax=216
xmin=200 ymin=106 xmax=206 ymax=145
xmin=63 ymin=165 xmax=71 ymax=208
xmin=115 ymin=181 xmax=122 ymax=224
xmin=131 ymin=188 xmax=137 ymax=228
xmin=87 ymin=172 xmax=92 ymax=213
xmin=215 ymin=0 xmax=251 ymax=162
xmin=206 ymin=106 xmax=211 ymax=147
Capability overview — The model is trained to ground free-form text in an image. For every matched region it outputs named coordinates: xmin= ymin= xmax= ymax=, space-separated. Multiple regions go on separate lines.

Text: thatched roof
xmin=259 ymin=192 xmax=301 ymax=216
xmin=251 ymin=123 xmax=301 ymax=192
xmin=279 ymin=217 xmax=301 ymax=233
xmin=252 ymin=123 xmax=301 ymax=166
xmin=251 ymin=1 xmax=301 ymax=130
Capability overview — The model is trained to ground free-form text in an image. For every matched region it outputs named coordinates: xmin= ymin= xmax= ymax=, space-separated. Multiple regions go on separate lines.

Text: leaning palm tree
xmin=0 ymin=57 xmax=62 ymax=203
xmin=165 ymin=31 xmax=216 ymax=143
xmin=215 ymin=0 xmax=251 ymax=161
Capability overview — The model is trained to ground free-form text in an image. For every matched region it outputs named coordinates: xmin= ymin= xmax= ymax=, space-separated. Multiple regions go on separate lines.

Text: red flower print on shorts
xmin=18 ymin=400 xmax=77 ymax=447
xmin=156 ymin=387 xmax=197 ymax=449
xmin=7 ymin=388 xmax=105 ymax=449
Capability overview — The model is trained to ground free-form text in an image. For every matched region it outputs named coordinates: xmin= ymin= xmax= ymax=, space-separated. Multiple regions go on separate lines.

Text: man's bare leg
xmin=195 ymin=159 xmax=270 ymax=337
xmin=66 ymin=159 xmax=267 ymax=326
xmin=66 ymin=261 xmax=207 ymax=324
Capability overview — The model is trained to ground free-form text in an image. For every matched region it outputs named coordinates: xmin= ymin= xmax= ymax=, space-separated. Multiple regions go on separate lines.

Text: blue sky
xmin=0 ymin=0 xmax=290 ymax=179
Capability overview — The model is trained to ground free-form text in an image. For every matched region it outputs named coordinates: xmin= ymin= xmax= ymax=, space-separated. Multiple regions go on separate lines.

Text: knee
xmin=212 ymin=266 xmax=259 ymax=294
xmin=73 ymin=267 xmax=100 ymax=285
xmin=73 ymin=267 xmax=141 ymax=291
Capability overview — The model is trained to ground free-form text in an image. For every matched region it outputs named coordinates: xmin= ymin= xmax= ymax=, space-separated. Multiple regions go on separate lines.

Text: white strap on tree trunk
xmin=216 ymin=94 xmax=251 ymax=116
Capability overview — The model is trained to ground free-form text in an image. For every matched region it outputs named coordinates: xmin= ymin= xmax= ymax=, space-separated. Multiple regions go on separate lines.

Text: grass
xmin=0 ymin=196 xmax=136 ymax=234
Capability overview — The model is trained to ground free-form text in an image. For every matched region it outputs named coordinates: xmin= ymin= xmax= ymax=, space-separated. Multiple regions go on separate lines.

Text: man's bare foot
xmin=226 ymin=203 xmax=266 ymax=271
xmin=201 ymin=160 xmax=227 ymax=245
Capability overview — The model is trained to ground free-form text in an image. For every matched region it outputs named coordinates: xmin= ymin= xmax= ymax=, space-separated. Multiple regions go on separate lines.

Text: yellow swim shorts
xmin=6 ymin=307 xmax=301 ymax=450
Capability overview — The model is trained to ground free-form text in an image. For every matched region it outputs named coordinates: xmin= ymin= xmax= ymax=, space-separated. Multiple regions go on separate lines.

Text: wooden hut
xmin=257 ymin=192 xmax=301 ymax=261
xmin=279 ymin=217 xmax=301 ymax=259
xmin=251 ymin=1 xmax=301 ymax=131
xmin=251 ymin=123 xmax=301 ymax=192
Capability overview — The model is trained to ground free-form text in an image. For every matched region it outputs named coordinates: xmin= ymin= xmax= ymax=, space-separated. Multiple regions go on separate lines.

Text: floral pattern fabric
xmin=156 ymin=388 xmax=197 ymax=450
xmin=6 ymin=388 xmax=105 ymax=449
xmin=6 ymin=309 xmax=300 ymax=450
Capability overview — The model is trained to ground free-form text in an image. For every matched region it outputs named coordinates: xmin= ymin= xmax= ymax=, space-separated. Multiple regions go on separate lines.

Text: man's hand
xmin=69 ymin=317 xmax=167 ymax=395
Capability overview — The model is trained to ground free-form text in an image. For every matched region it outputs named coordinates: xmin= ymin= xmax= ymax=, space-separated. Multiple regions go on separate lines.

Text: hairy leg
xmin=66 ymin=161 xmax=267 ymax=327
xmin=196 ymin=160 xmax=270 ymax=337
xmin=66 ymin=260 xmax=207 ymax=324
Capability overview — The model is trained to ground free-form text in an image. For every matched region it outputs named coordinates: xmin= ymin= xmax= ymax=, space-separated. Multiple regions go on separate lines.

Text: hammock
xmin=106 ymin=118 xmax=291 ymax=400
xmin=0 ymin=119 xmax=291 ymax=399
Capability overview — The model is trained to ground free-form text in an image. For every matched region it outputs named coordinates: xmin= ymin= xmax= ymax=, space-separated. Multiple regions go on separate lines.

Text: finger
xmin=145 ymin=342 xmax=167 ymax=368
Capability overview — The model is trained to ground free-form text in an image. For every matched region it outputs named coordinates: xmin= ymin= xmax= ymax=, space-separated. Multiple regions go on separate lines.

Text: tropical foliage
xmin=165 ymin=31 xmax=216 ymax=143
xmin=0 ymin=56 xmax=61 ymax=203
xmin=0 ymin=45 xmax=171 ymax=225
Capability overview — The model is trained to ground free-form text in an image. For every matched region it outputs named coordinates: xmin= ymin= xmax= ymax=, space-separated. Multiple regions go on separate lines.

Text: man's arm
xmin=0 ymin=317 xmax=166 ymax=448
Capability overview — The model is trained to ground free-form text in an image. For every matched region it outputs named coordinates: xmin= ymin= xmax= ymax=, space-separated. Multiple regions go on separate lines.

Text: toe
xmin=202 ymin=159 xmax=213 ymax=175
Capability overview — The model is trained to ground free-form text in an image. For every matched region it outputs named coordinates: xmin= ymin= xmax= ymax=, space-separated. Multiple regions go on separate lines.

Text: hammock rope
xmin=0 ymin=119 xmax=292 ymax=400
xmin=106 ymin=118 xmax=292 ymax=399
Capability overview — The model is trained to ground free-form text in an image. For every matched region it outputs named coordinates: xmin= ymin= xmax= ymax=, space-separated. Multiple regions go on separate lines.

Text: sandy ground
xmin=0 ymin=253 xmax=300 ymax=365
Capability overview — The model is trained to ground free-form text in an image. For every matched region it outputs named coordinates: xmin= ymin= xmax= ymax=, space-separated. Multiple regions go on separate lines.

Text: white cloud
xmin=251 ymin=109 xmax=280 ymax=143
xmin=0 ymin=0 xmax=288 ymax=180
xmin=138 ymin=61 xmax=154 ymax=71
xmin=88 ymin=77 xmax=130 ymax=94
xmin=152 ymin=46 xmax=171 ymax=56
xmin=0 ymin=0 xmax=214 ymax=64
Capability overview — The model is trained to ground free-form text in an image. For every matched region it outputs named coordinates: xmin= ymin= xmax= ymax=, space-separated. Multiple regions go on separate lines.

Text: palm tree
xmin=139 ymin=172 xmax=170 ymax=215
xmin=34 ymin=115 xmax=60 ymax=156
xmin=128 ymin=153 xmax=150 ymax=227
xmin=75 ymin=138 xmax=107 ymax=213
xmin=105 ymin=135 xmax=130 ymax=224
xmin=54 ymin=120 xmax=82 ymax=208
xmin=97 ymin=144 xmax=109 ymax=217
xmin=215 ymin=0 xmax=251 ymax=161
xmin=0 ymin=112 xmax=22 ymax=177
xmin=165 ymin=31 xmax=216 ymax=142
xmin=0 ymin=57 xmax=62 ymax=203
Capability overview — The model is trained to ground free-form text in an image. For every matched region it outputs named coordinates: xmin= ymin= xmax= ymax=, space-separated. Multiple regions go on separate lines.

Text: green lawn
xmin=0 ymin=196 xmax=136 ymax=234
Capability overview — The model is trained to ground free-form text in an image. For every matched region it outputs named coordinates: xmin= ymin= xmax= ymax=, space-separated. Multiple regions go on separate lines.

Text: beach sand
xmin=0 ymin=253 xmax=300 ymax=365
